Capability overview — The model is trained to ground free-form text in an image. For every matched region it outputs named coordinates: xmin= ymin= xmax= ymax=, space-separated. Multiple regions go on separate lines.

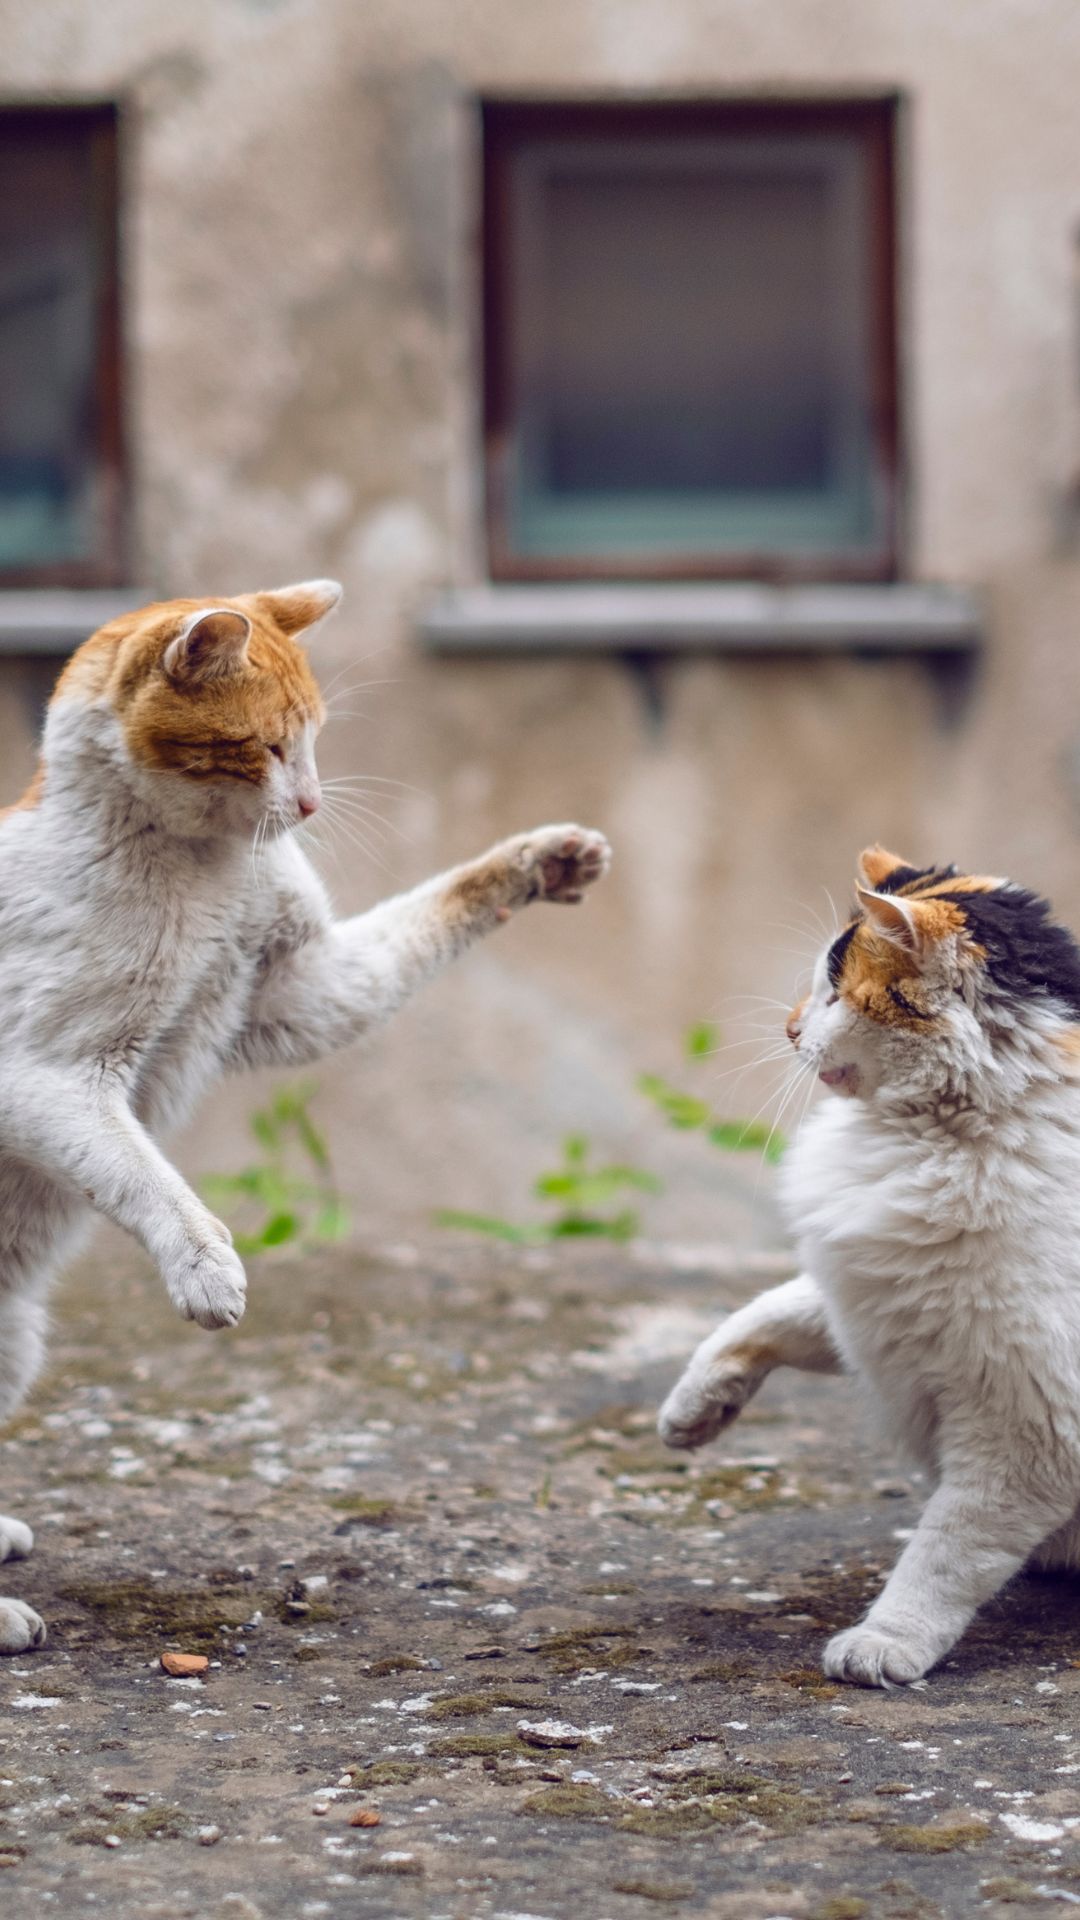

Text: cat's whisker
xmin=320 ymin=792 xmax=413 ymax=842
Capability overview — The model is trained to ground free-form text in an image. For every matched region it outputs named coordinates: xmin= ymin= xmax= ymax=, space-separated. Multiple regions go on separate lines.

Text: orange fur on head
xmin=51 ymin=584 xmax=333 ymax=787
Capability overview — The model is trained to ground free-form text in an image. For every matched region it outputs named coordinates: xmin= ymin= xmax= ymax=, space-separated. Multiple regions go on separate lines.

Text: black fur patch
xmin=937 ymin=886 xmax=1080 ymax=1019
xmin=879 ymin=863 xmax=959 ymax=896
xmin=827 ymin=922 xmax=857 ymax=988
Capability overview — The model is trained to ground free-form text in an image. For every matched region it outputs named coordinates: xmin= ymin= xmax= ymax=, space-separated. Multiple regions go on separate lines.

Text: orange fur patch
xmin=54 ymin=593 xmax=325 ymax=784
xmin=838 ymin=898 xmax=971 ymax=1027
xmin=856 ymin=844 xmax=908 ymax=889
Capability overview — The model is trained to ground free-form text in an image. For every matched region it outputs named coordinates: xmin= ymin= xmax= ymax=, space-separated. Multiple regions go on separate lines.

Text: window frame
xmin=481 ymin=95 xmax=901 ymax=585
xmin=0 ymin=100 xmax=126 ymax=590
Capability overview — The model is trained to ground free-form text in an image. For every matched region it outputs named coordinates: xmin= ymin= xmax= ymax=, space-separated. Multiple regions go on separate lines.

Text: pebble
xmin=312 ymin=1803 xmax=330 ymax=1817
xmin=160 ymin=1652 xmax=208 ymax=1678
xmin=349 ymin=1809 xmax=381 ymax=1828
xmin=197 ymin=1825 xmax=222 ymax=1846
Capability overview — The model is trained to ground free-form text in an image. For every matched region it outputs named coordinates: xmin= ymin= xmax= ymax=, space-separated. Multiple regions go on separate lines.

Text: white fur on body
xmin=0 ymin=679 xmax=610 ymax=1651
xmin=661 ymin=958 xmax=1080 ymax=1687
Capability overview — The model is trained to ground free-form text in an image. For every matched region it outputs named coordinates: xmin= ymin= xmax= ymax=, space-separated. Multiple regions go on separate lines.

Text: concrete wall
xmin=3 ymin=1 xmax=1080 ymax=1242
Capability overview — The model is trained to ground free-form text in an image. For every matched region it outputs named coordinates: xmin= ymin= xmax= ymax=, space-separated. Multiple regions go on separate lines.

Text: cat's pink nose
xmin=297 ymin=786 xmax=321 ymax=819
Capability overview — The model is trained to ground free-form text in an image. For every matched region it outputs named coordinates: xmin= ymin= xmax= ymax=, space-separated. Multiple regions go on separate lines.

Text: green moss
xmin=810 ymin=1901 xmax=869 ymax=1920
xmin=521 ymin=1784 xmax=612 ymax=1822
xmin=368 ymin=1654 xmax=427 ymax=1676
xmin=522 ymin=1769 xmax=820 ymax=1837
xmin=533 ymin=1623 xmax=643 ymax=1674
xmin=360 ymin=1856 xmax=424 ymax=1877
xmin=430 ymin=1689 xmax=540 ymax=1719
xmin=775 ymin=1665 xmax=841 ymax=1699
xmin=67 ymin=1805 xmax=189 ymax=1846
xmin=888 ymin=1819 xmax=991 ymax=1854
xmin=327 ymin=1495 xmax=399 ymax=1525
xmin=348 ymin=1761 xmax=427 ymax=1787
xmin=58 ymin=1578 xmax=260 ymax=1652
xmin=581 ymin=1582 xmax=637 ymax=1596
xmin=977 ymin=1879 xmax=1040 ymax=1905
xmin=689 ymin=1658 xmax=755 ymax=1683
xmin=429 ymin=1733 xmax=534 ymax=1759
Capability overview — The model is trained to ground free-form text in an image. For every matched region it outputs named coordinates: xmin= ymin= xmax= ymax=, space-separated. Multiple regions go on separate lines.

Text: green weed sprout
xmin=202 ymin=1082 xmax=349 ymax=1255
xmin=435 ymin=1133 xmax=662 ymax=1245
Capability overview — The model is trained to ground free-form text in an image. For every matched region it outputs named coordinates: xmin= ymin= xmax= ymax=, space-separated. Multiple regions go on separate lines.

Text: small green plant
xmin=639 ymin=1020 xmax=787 ymax=1165
xmin=435 ymin=1133 xmax=662 ymax=1245
xmin=202 ymin=1082 xmax=349 ymax=1255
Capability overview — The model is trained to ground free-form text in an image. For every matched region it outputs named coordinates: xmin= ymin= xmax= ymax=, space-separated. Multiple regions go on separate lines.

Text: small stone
xmin=252 ymin=1702 xmax=272 ymax=1711
xmin=103 ymin=1835 xmax=121 ymax=1849
xmin=312 ymin=1802 xmax=330 ymax=1817
xmin=465 ymin=1646 xmax=506 ymax=1661
xmin=160 ymin=1651 xmax=208 ymax=1677
xmin=349 ymin=1809 xmax=381 ymax=1828
xmin=197 ymin=1824 xmax=222 ymax=1846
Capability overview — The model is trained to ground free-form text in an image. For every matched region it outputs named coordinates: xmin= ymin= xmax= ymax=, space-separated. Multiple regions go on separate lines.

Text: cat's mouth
xmin=819 ymin=1063 xmax=858 ymax=1093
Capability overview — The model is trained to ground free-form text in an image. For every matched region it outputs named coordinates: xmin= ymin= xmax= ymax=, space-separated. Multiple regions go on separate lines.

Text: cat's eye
xmin=268 ymin=744 xmax=285 ymax=761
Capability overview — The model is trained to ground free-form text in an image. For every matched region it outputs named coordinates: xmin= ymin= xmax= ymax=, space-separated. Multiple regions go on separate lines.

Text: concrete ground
xmin=1 ymin=1239 xmax=1079 ymax=1920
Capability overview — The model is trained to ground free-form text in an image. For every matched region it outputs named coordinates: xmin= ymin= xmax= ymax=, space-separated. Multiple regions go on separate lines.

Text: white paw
xmin=165 ymin=1223 xmax=247 ymax=1330
xmin=658 ymin=1352 xmax=767 ymax=1451
xmin=0 ymin=1598 xmax=46 ymax=1653
xmin=514 ymin=824 xmax=612 ymax=905
xmin=823 ymin=1623 xmax=931 ymax=1688
xmin=0 ymin=1516 xmax=32 ymax=1564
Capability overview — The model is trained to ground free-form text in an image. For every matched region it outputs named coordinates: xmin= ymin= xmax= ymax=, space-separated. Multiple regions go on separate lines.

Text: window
xmin=0 ymin=104 xmax=123 ymax=587
xmin=482 ymin=99 xmax=899 ymax=583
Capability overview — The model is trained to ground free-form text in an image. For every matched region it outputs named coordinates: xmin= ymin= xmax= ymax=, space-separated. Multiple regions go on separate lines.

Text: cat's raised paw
xmin=166 ymin=1231 xmax=248 ymax=1331
xmin=0 ymin=1598 xmax=46 ymax=1653
xmin=823 ymin=1623 xmax=931 ymax=1688
xmin=0 ymin=1517 xmax=32 ymax=1564
xmin=658 ymin=1350 xmax=769 ymax=1450
xmin=517 ymin=825 xmax=612 ymax=905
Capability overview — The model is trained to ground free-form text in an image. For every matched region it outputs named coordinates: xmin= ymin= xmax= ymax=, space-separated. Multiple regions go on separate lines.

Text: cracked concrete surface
xmin=2 ymin=1240 xmax=1080 ymax=1918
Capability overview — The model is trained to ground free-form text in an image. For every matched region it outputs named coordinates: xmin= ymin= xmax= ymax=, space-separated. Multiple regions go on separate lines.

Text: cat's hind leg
xmin=658 ymin=1273 xmax=843 ymax=1450
xmin=0 ymin=1286 xmax=48 ymax=1651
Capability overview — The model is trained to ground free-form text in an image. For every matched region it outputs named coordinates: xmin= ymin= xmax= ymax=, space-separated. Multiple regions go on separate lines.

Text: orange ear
xmin=857 ymin=845 xmax=910 ymax=890
xmin=163 ymin=608 xmax=251 ymax=684
xmin=255 ymin=579 xmax=343 ymax=639
xmin=855 ymin=883 xmax=920 ymax=952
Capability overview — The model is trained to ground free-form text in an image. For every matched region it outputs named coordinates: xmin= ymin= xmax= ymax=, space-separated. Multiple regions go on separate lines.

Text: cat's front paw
xmin=511 ymin=824 xmax=611 ymax=906
xmin=165 ymin=1222 xmax=247 ymax=1330
xmin=823 ymin=1622 xmax=932 ymax=1688
xmin=0 ymin=1516 xmax=33 ymax=1565
xmin=0 ymin=1598 xmax=46 ymax=1653
xmin=658 ymin=1351 xmax=768 ymax=1450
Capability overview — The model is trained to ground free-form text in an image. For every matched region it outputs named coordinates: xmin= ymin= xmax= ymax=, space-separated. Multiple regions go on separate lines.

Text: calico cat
xmin=660 ymin=845 xmax=1080 ymax=1687
xmin=0 ymin=579 xmax=610 ymax=1653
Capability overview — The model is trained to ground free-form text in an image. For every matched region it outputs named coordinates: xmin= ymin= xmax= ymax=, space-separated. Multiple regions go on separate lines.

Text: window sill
xmin=419 ymin=582 xmax=982 ymax=655
xmin=0 ymin=588 xmax=152 ymax=654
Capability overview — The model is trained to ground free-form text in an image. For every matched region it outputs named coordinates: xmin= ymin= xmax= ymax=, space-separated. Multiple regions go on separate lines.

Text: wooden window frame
xmin=0 ymin=101 xmax=126 ymax=589
xmin=481 ymin=96 xmax=901 ymax=585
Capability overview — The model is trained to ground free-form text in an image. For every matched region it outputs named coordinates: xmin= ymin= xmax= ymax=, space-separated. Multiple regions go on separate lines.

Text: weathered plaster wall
xmin=2 ymin=1 xmax=1080 ymax=1238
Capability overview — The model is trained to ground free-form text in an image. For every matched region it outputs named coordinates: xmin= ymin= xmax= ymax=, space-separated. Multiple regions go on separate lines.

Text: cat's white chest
xmin=0 ymin=814 xmax=263 ymax=1125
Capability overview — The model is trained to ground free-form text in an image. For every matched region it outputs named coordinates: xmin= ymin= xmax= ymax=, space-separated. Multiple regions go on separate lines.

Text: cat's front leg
xmin=658 ymin=1273 xmax=843 ymax=1450
xmin=823 ymin=1474 xmax=1077 ymax=1687
xmin=0 ymin=1072 xmax=247 ymax=1331
xmin=444 ymin=824 xmax=612 ymax=930
xmin=235 ymin=825 xmax=611 ymax=1069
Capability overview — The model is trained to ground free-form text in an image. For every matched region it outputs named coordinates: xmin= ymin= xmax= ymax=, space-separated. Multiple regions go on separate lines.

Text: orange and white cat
xmin=661 ymin=848 xmax=1080 ymax=1687
xmin=0 ymin=580 xmax=610 ymax=1652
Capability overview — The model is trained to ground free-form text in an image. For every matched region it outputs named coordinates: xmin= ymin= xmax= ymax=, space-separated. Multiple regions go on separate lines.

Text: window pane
xmin=492 ymin=115 xmax=895 ymax=574
xmin=0 ymin=115 xmax=117 ymax=577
